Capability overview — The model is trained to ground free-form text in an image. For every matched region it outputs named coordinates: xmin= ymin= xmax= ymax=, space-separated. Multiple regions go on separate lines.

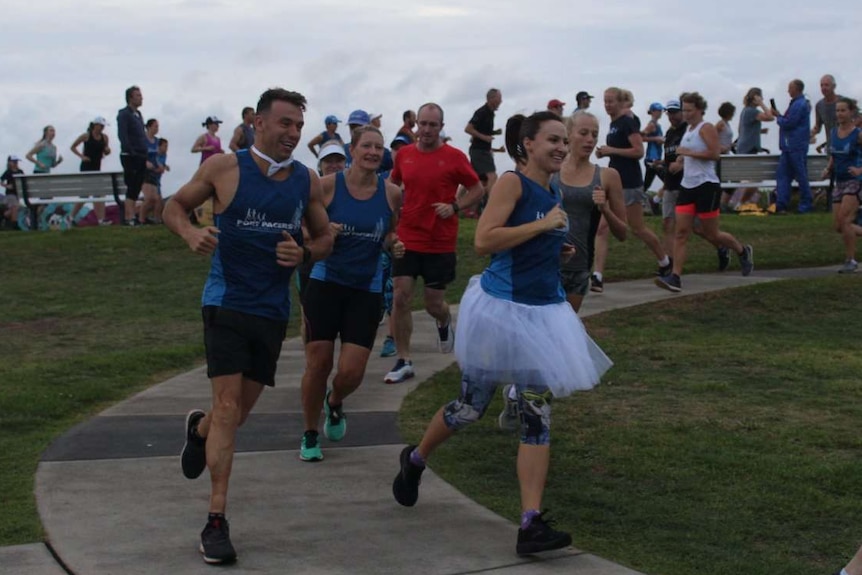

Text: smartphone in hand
xmin=770 ymin=98 xmax=777 ymax=111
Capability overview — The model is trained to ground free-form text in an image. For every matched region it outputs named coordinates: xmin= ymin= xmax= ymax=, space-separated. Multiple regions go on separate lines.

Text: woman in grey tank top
xmin=557 ymin=112 xmax=627 ymax=312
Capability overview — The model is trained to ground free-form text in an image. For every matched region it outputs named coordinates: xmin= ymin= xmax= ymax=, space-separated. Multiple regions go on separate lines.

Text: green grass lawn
xmin=0 ymin=211 xmax=857 ymax=574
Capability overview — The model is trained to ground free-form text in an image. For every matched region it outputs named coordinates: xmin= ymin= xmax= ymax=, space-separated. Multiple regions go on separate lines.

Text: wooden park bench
xmin=717 ymin=154 xmax=832 ymax=209
xmin=14 ymin=172 xmax=127 ymax=230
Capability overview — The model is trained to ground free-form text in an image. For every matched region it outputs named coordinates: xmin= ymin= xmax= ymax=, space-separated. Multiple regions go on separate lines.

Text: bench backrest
xmin=718 ymin=154 xmax=829 ymax=184
xmin=14 ymin=172 xmax=126 ymax=205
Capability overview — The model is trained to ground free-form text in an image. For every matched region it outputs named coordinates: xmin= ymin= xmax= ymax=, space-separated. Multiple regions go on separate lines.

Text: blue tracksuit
xmin=775 ymin=95 xmax=813 ymax=212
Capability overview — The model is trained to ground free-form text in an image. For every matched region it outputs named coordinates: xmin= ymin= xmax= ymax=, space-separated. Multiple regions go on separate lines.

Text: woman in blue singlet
xmin=140 ymin=119 xmax=162 ymax=224
xmin=823 ymin=97 xmax=862 ymax=273
xmin=496 ymin=111 xmax=626 ymax=433
xmin=306 ymin=115 xmax=344 ymax=158
xmin=26 ymin=125 xmax=63 ymax=174
xmin=391 ymin=111 xmax=612 ymax=557
xmin=642 ymin=102 xmax=665 ymax=194
xmin=298 ymin=125 xmax=404 ymax=462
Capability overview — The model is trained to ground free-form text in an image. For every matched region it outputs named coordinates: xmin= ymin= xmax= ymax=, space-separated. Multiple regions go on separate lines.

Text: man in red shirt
xmin=384 ymin=103 xmax=485 ymax=384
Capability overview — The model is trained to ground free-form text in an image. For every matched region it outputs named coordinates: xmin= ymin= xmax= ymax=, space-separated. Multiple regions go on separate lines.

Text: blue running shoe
xmin=323 ymin=389 xmax=346 ymax=442
xmin=380 ymin=335 xmax=396 ymax=358
xmin=300 ymin=430 xmax=323 ymax=462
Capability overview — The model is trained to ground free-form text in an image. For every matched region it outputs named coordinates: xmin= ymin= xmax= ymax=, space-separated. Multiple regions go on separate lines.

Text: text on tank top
xmin=310 ymin=172 xmax=392 ymax=292
xmin=201 ymin=150 xmax=310 ymax=321
xmin=480 ymin=171 xmax=566 ymax=306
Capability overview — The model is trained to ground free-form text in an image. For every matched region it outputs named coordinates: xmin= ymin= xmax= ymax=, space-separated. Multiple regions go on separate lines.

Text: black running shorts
xmin=202 ymin=306 xmax=287 ymax=387
xmin=676 ymin=182 xmax=722 ymax=218
xmin=391 ymin=250 xmax=456 ymax=290
xmin=302 ymin=279 xmax=382 ymax=349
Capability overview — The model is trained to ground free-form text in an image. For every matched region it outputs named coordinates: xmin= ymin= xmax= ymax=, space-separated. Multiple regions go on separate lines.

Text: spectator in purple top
xmin=192 ymin=116 xmax=225 ymax=165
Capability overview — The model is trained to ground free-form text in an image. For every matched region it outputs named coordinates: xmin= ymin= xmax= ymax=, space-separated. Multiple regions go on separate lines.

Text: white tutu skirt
xmin=454 ymin=276 xmax=612 ymax=398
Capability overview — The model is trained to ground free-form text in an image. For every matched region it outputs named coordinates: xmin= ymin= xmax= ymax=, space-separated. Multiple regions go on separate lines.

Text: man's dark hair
xmin=125 ymin=85 xmax=140 ymax=104
xmin=257 ymin=88 xmax=307 ymax=114
xmin=241 ymin=106 xmax=254 ymax=117
xmin=402 ymin=109 xmax=414 ymax=122
xmin=158 ymin=138 xmax=169 ymax=146
xmin=791 ymin=79 xmax=805 ymax=93
xmin=487 ymin=88 xmax=500 ymax=101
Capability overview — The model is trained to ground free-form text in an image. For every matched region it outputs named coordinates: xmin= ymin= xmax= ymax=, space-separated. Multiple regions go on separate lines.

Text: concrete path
xmin=8 ymin=267 xmax=835 ymax=574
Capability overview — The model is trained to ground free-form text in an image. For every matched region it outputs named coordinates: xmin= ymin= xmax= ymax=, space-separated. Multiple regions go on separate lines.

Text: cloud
xmin=0 ymin=0 xmax=860 ymax=196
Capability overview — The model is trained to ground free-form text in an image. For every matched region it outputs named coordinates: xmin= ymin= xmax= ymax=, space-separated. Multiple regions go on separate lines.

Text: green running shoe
xmin=323 ymin=389 xmax=347 ymax=442
xmin=300 ymin=430 xmax=323 ymax=462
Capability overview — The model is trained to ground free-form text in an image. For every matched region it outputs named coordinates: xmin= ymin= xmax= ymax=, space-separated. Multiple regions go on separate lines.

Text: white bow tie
xmin=250 ymin=145 xmax=294 ymax=177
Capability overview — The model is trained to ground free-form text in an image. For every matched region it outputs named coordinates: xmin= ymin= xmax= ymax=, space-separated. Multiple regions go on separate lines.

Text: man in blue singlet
xmin=163 ymin=88 xmax=333 ymax=566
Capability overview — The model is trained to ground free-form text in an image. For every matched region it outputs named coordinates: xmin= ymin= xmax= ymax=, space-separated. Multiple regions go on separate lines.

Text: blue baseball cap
xmin=390 ymin=134 xmax=411 ymax=148
xmin=648 ymin=102 xmax=664 ymax=112
xmin=324 ymin=114 xmax=340 ymax=125
xmin=664 ymin=99 xmax=681 ymax=111
xmin=347 ymin=109 xmax=370 ymax=126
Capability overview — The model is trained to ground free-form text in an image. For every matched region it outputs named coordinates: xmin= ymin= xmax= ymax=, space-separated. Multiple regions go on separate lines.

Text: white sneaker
xmin=436 ymin=319 xmax=455 ymax=354
xmin=384 ymin=359 xmax=415 ymax=384
xmin=838 ymin=260 xmax=858 ymax=274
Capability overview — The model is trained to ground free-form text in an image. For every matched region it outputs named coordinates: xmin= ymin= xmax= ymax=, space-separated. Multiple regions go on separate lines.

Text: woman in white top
xmin=655 ymin=92 xmax=754 ymax=292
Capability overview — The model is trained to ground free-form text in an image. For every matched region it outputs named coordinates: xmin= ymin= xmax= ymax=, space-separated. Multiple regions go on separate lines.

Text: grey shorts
xmin=662 ymin=189 xmax=679 ymax=219
xmin=623 ymin=187 xmax=646 ymax=207
xmin=560 ymin=269 xmax=592 ymax=297
xmin=833 ymin=180 xmax=862 ymax=203
xmin=469 ymin=148 xmax=496 ymax=178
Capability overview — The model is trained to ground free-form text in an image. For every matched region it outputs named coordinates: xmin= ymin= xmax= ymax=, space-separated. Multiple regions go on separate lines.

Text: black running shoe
xmin=657 ymin=257 xmax=673 ymax=277
xmin=181 ymin=409 xmax=207 ymax=480
xmin=392 ymin=444 xmax=424 ymax=507
xmin=589 ymin=273 xmax=603 ymax=293
xmin=654 ymin=273 xmax=682 ymax=293
xmin=516 ymin=511 xmax=573 ymax=556
xmin=717 ymin=247 xmax=730 ymax=272
xmin=199 ymin=516 xmax=237 ymax=564
xmin=739 ymin=244 xmax=754 ymax=277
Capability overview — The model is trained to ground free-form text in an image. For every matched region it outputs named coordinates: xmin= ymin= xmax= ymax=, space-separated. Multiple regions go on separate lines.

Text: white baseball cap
xmin=319 ymin=142 xmax=346 ymax=160
xmin=92 ymin=116 xmax=108 ymax=126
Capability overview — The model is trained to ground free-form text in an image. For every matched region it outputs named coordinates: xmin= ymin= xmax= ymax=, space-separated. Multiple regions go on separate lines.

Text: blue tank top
xmin=320 ymin=131 xmax=343 ymax=145
xmin=34 ymin=141 xmax=57 ymax=174
xmin=480 ymin=171 xmax=566 ymax=305
xmin=830 ymin=127 xmax=862 ymax=182
xmin=310 ymin=172 xmax=392 ymax=292
xmin=201 ymin=150 xmax=310 ymax=321
xmin=646 ymin=124 xmax=664 ymax=161
xmin=146 ymin=137 xmax=159 ymax=170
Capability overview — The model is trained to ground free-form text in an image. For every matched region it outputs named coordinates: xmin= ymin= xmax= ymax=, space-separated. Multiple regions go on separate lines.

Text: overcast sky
xmin=1 ymin=0 xmax=860 ymax=195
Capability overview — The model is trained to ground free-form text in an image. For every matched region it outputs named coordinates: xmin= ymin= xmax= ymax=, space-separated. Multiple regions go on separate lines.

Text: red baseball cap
xmin=547 ymin=99 xmax=566 ymax=109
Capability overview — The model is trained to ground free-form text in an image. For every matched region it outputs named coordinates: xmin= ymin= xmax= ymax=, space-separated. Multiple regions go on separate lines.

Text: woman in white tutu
xmin=392 ymin=111 xmax=612 ymax=557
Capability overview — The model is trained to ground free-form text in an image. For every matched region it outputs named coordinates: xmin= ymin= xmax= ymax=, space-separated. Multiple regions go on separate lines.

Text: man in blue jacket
xmin=774 ymin=79 xmax=813 ymax=214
